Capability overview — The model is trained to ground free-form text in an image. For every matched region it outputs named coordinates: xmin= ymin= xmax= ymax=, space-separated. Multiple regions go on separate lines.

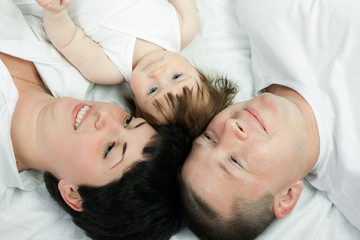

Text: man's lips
xmin=246 ymin=108 xmax=266 ymax=132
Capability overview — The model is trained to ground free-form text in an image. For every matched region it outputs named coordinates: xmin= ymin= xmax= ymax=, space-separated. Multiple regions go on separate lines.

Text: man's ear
xmin=273 ymin=180 xmax=303 ymax=219
xmin=58 ymin=179 xmax=84 ymax=212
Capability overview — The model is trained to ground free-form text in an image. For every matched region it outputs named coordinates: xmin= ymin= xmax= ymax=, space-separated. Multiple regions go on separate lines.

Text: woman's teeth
xmin=75 ymin=105 xmax=90 ymax=130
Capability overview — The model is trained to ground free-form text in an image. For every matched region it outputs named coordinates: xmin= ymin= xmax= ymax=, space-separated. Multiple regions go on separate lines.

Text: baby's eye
xmin=171 ymin=73 xmax=182 ymax=80
xmin=148 ymin=87 xmax=158 ymax=95
xmin=104 ymin=142 xmax=115 ymax=158
xmin=124 ymin=116 xmax=133 ymax=128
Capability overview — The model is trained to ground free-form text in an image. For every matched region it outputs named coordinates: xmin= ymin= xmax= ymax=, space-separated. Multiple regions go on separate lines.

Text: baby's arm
xmin=168 ymin=0 xmax=199 ymax=49
xmin=36 ymin=0 xmax=125 ymax=84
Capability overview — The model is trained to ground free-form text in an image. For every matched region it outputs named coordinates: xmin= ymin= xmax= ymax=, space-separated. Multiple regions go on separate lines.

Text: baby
xmin=36 ymin=0 xmax=237 ymax=139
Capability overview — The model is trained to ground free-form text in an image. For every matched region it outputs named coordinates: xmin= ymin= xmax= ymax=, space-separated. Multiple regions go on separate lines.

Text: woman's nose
xmin=148 ymin=65 xmax=165 ymax=79
xmin=95 ymin=110 xmax=119 ymax=130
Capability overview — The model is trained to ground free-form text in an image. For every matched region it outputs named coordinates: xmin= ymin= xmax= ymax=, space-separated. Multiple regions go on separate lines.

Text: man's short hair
xmin=179 ymin=177 xmax=276 ymax=240
xmin=44 ymin=125 xmax=192 ymax=240
xmin=129 ymin=69 xmax=238 ymax=140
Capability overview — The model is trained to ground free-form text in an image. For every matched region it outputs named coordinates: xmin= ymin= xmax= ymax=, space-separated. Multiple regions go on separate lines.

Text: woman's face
xmin=36 ymin=97 xmax=156 ymax=187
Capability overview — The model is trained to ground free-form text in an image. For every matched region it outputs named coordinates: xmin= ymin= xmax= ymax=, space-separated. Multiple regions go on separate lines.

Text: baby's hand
xmin=36 ymin=0 xmax=71 ymax=13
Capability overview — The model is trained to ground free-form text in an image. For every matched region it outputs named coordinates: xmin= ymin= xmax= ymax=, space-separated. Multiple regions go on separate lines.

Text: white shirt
xmin=237 ymin=0 xmax=360 ymax=230
xmin=0 ymin=59 xmax=43 ymax=211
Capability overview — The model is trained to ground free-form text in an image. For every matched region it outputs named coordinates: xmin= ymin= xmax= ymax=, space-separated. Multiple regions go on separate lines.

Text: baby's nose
xmin=148 ymin=65 xmax=165 ymax=79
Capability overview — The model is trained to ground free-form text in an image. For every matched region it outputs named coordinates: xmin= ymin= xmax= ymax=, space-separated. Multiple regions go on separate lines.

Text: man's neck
xmin=267 ymin=84 xmax=320 ymax=176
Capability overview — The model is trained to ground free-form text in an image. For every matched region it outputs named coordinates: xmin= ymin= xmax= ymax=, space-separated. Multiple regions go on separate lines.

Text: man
xmin=180 ymin=0 xmax=360 ymax=239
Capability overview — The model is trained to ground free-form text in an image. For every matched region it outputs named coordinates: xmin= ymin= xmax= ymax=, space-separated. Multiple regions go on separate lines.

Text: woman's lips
xmin=246 ymin=108 xmax=266 ymax=132
xmin=72 ymin=103 xmax=92 ymax=130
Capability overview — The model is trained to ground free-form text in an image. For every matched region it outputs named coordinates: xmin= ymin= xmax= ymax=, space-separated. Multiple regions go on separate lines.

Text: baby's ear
xmin=273 ymin=180 xmax=303 ymax=219
xmin=58 ymin=179 xmax=84 ymax=212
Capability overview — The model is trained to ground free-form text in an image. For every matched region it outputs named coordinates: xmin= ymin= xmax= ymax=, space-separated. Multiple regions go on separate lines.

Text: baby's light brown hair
xmin=128 ymin=70 xmax=238 ymax=140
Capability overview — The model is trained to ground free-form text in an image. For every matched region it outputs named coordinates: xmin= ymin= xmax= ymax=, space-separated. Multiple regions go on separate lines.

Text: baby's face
xmin=130 ymin=51 xmax=200 ymax=118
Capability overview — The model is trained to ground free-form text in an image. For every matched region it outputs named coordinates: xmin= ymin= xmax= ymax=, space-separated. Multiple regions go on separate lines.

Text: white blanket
xmin=0 ymin=0 xmax=359 ymax=239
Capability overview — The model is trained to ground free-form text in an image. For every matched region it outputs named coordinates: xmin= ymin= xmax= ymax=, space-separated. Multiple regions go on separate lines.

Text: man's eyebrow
xmin=122 ymin=142 xmax=127 ymax=156
xmin=135 ymin=122 xmax=146 ymax=128
xmin=193 ymin=140 xmax=204 ymax=148
xmin=219 ymin=162 xmax=235 ymax=178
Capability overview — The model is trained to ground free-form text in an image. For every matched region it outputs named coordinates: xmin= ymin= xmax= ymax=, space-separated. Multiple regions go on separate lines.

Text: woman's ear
xmin=58 ymin=179 xmax=84 ymax=212
xmin=273 ymin=180 xmax=303 ymax=219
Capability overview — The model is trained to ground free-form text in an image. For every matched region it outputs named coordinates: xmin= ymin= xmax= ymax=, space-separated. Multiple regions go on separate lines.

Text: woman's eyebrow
xmin=111 ymin=143 xmax=127 ymax=170
xmin=219 ymin=162 xmax=236 ymax=178
xmin=135 ymin=122 xmax=146 ymax=128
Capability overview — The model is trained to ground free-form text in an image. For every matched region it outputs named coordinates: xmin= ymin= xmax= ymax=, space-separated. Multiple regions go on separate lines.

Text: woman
xmin=0 ymin=52 xmax=192 ymax=239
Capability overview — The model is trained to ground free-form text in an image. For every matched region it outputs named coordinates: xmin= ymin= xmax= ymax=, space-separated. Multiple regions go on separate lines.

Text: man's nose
xmin=95 ymin=110 xmax=119 ymax=130
xmin=222 ymin=119 xmax=247 ymax=141
xmin=148 ymin=65 xmax=165 ymax=79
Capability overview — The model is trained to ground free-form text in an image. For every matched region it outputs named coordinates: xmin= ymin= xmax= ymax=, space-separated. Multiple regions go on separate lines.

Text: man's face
xmin=130 ymin=51 xmax=200 ymax=118
xmin=181 ymin=93 xmax=310 ymax=217
xmin=36 ymin=97 xmax=156 ymax=187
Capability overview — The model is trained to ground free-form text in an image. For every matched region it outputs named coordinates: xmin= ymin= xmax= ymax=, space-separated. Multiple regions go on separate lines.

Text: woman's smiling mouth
xmin=73 ymin=104 xmax=91 ymax=130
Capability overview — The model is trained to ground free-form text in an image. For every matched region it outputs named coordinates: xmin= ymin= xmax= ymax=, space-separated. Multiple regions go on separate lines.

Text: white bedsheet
xmin=0 ymin=0 xmax=359 ymax=239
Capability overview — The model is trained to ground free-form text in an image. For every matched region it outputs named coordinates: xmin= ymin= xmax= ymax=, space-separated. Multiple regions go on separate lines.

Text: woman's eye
xmin=124 ymin=115 xmax=133 ymax=128
xmin=171 ymin=73 xmax=182 ymax=80
xmin=148 ymin=87 xmax=158 ymax=95
xmin=104 ymin=142 xmax=115 ymax=158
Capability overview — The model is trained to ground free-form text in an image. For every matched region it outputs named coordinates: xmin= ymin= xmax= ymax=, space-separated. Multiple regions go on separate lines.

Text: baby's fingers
xmin=59 ymin=0 xmax=72 ymax=8
xmin=36 ymin=0 xmax=71 ymax=12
